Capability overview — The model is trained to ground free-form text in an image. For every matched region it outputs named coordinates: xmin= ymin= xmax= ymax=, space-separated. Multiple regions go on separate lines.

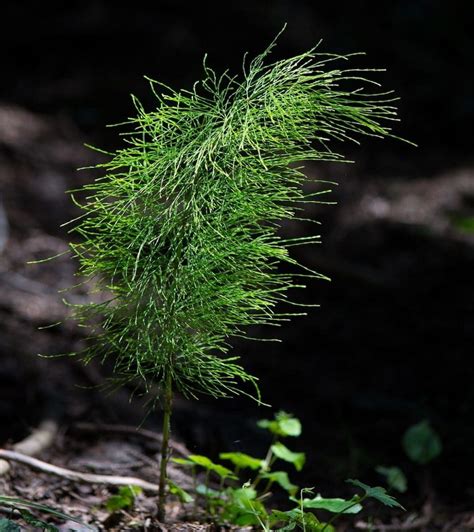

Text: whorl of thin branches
xmin=64 ymin=34 xmax=403 ymax=400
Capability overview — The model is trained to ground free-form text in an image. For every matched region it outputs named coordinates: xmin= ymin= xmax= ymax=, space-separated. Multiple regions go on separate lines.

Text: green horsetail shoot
xmin=60 ymin=33 xmax=405 ymax=521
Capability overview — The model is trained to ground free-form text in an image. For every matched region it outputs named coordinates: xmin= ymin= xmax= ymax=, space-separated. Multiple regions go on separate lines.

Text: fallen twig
xmin=0 ymin=419 xmax=58 ymax=476
xmin=0 ymin=449 xmax=158 ymax=492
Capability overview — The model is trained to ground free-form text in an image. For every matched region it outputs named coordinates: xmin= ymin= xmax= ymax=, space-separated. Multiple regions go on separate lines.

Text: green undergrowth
xmin=0 ymin=418 xmax=439 ymax=530
xmin=169 ymin=411 xmax=404 ymax=530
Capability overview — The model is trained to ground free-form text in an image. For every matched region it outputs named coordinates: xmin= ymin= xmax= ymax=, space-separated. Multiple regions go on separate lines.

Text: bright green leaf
xmin=258 ymin=411 xmax=302 ymax=437
xmin=196 ymin=484 xmax=222 ymax=498
xmin=187 ymin=455 xmax=214 ymax=468
xmin=106 ymin=485 xmax=141 ymax=511
xmin=172 ymin=457 xmax=194 ymax=467
xmin=228 ymin=499 xmax=267 ymax=527
xmin=233 ymin=512 xmax=263 ymax=527
xmin=271 ymin=442 xmax=306 ymax=471
xmin=222 ymin=487 xmax=267 ymax=527
xmin=261 ymin=471 xmax=298 ymax=495
xmin=211 ymin=463 xmax=238 ymax=479
xmin=122 ymin=485 xmax=141 ymax=497
xmin=219 ymin=452 xmax=264 ymax=470
xmin=279 ymin=417 xmax=302 ymax=438
xmin=402 ymin=420 xmax=442 ymax=465
xmin=168 ymin=480 xmax=194 ymax=503
xmin=105 ymin=494 xmax=132 ymax=512
xmin=376 ymin=466 xmax=408 ymax=493
xmin=302 ymin=494 xmax=362 ymax=514
xmin=346 ymin=479 xmax=405 ymax=509
xmin=183 ymin=455 xmax=236 ymax=479
xmin=232 ymin=486 xmax=258 ymax=503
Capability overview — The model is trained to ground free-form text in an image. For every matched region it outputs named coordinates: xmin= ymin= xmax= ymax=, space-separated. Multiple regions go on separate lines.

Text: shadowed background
xmin=0 ymin=0 xmax=473 ymax=517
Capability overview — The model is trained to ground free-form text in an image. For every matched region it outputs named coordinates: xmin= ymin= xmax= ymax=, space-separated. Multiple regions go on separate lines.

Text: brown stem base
xmin=157 ymin=371 xmax=173 ymax=522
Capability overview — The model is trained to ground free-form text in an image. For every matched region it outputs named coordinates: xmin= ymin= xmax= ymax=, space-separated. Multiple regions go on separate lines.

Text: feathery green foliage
xmin=66 ymin=35 xmax=401 ymax=400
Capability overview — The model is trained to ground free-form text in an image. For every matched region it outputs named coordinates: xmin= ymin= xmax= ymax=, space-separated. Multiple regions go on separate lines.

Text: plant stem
xmin=158 ymin=371 xmax=173 ymax=522
xmin=252 ymin=436 xmax=276 ymax=490
xmin=204 ymin=469 xmax=211 ymax=519
xmin=192 ymin=466 xmax=198 ymax=520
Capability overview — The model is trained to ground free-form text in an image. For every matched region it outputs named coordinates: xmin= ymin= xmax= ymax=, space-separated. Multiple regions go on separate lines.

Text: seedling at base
xmin=171 ymin=412 xmax=404 ymax=530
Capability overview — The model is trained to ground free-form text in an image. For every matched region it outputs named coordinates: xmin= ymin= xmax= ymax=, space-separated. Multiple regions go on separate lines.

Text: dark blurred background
xmin=0 ymin=0 xmax=473 ymax=518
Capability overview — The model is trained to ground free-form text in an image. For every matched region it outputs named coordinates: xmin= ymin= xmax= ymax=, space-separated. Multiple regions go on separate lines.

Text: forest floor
xmin=0 ymin=105 xmax=473 ymax=530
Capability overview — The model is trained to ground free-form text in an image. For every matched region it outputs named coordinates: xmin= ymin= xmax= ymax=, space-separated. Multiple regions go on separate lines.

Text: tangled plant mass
xmin=66 ymin=36 xmax=401 ymax=401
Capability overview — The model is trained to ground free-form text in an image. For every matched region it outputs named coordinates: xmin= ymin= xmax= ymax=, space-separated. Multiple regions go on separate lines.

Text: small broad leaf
xmin=105 ymin=485 xmax=142 ymax=512
xmin=302 ymin=494 xmax=362 ymax=514
xmin=0 ymin=519 xmax=21 ymax=532
xmin=279 ymin=416 xmax=302 ymax=437
xmin=187 ymin=455 xmax=214 ymax=468
xmin=346 ymin=479 xmax=405 ymax=509
xmin=231 ymin=486 xmax=258 ymax=503
xmin=172 ymin=457 xmax=194 ymax=466
xmin=233 ymin=512 xmax=264 ymax=527
xmin=376 ymin=466 xmax=408 ymax=493
xmin=271 ymin=442 xmax=306 ymax=471
xmin=257 ymin=411 xmax=302 ymax=437
xmin=168 ymin=480 xmax=193 ymax=503
xmin=222 ymin=487 xmax=267 ymax=527
xmin=402 ymin=420 xmax=442 ymax=465
xmin=261 ymin=471 xmax=298 ymax=495
xmin=182 ymin=455 xmax=237 ymax=479
xmin=211 ymin=463 xmax=238 ymax=479
xmin=219 ymin=452 xmax=264 ymax=470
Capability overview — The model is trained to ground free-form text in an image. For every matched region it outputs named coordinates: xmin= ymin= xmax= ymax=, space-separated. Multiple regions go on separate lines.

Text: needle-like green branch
xmin=66 ymin=36 xmax=402 ymax=400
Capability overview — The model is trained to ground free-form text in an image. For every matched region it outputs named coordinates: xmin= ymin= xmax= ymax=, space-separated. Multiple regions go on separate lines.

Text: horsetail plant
xmin=63 ymin=32 xmax=404 ymax=521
